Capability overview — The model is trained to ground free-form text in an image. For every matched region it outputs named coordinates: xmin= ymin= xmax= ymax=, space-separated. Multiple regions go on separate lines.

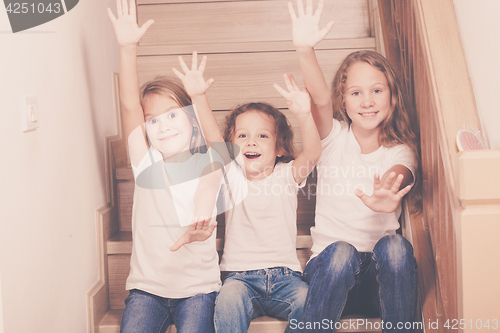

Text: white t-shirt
xmin=126 ymin=147 xmax=221 ymax=298
xmin=311 ymin=119 xmax=415 ymax=255
xmin=220 ymin=160 xmax=305 ymax=272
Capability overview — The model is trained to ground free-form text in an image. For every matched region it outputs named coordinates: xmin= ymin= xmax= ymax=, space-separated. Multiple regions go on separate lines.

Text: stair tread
xmin=137 ymin=37 xmax=377 ymax=56
xmin=108 ymin=224 xmax=312 ymax=254
xmin=100 ymin=309 xmax=381 ymax=333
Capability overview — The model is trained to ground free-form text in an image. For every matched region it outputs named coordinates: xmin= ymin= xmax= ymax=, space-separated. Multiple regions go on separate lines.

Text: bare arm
xmin=274 ymin=74 xmax=321 ymax=184
xmin=173 ymin=52 xmax=231 ymax=165
xmin=107 ymin=0 xmax=154 ymax=165
xmin=192 ymin=166 xmax=223 ymax=220
xmin=288 ymin=0 xmax=335 ymax=139
xmin=169 ymin=164 xmax=222 ymax=251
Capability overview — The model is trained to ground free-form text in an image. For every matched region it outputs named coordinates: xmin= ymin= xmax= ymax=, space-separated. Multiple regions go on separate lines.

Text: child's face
xmin=143 ymin=94 xmax=194 ymax=159
xmin=343 ymin=62 xmax=391 ymax=136
xmin=233 ymin=111 xmax=279 ymax=181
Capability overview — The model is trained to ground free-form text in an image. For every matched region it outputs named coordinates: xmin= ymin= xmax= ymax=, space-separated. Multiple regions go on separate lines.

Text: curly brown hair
xmin=223 ymin=102 xmax=295 ymax=165
xmin=140 ymin=76 xmax=206 ymax=154
xmin=331 ymin=50 xmax=421 ymax=212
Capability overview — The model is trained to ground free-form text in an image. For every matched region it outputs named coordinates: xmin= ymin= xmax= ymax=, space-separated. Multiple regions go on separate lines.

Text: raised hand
xmin=288 ymin=0 xmax=334 ymax=51
xmin=173 ymin=52 xmax=214 ymax=97
xmin=107 ymin=0 xmax=154 ymax=47
xmin=274 ymin=74 xmax=311 ymax=117
xmin=170 ymin=219 xmax=217 ymax=252
xmin=355 ymin=172 xmax=412 ymax=213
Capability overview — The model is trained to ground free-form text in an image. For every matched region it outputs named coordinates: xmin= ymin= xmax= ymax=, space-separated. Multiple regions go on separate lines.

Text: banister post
xmin=456 ymin=150 xmax=500 ymax=331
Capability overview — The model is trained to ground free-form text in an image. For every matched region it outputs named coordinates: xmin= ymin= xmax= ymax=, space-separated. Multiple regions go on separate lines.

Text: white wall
xmin=453 ymin=0 xmax=500 ymax=150
xmin=0 ymin=1 xmax=119 ymax=332
xmin=0 ymin=269 xmax=3 ymax=333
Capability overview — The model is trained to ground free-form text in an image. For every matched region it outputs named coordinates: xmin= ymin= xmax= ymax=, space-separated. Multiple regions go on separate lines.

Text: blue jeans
xmin=214 ymin=267 xmax=309 ymax=333
xmin=301 ymin=235 xmax=418 ymax=333
xmin=120 ymin=289 xmax=217 ymax=333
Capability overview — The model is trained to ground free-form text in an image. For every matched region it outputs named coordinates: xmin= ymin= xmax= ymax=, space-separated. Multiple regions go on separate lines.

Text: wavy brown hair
xmin=140 ymin=76 xmax=206 ymax=154
xmin=223 ymin=102 xmax=295 ymax=165
xmin=331 ymin=50 xmax=421 ymax=212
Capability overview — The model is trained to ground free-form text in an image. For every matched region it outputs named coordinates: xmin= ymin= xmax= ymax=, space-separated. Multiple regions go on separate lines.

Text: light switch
xmin=21 ymin=96 xmax=39 ymax=132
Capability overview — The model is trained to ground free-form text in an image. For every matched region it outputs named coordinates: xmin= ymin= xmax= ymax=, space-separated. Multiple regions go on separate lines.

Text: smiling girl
xmin=288 ymin=0 xmax=420 ymax=331
xmin=108 ymin=1 xmax=223 ymax=332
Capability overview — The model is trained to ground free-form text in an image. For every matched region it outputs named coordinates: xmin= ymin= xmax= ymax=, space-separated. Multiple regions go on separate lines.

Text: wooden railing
xmin=378 ymin=1 xmax=500 ymax=332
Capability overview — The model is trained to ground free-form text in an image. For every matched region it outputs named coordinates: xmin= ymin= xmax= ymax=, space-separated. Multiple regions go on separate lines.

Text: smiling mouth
xmin=159 ymin=133 xmax=179 ymax=141
xmin=359 ymin=111 xmax=379 ymax=117
xmin=244 ymin=152 xmax=261 ymax=159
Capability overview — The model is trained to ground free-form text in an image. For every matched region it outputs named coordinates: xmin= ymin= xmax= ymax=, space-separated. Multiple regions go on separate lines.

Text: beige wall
xmin=0 ymin=270 xmax=3 ymax=333
xmin=454 ymin=0 xmax=500 ymax=150
xmin=0 ymin=1 xmax=118 ymax=332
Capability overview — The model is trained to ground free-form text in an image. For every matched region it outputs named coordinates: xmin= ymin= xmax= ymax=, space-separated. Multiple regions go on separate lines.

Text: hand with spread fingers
xmin=355 ymin=172 xmax=412 ymax=213
xmin=107 ymin=0 xmax=154 ymax=47
xmin=173 ymin=51 xmax=214 ymax=98
xmin=170 ymin=219 xmax=217 ymax=252
xmin=288 ymin=0 xmax=334 ymax=52
xmin=274 ymin=74 xmax=311 ymax=118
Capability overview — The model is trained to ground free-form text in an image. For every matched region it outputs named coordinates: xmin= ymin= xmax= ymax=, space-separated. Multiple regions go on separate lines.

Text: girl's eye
xmin=259 ymin=134 xmax=268 ymax=139
xmin=168 ymin=112 xmax=176 ymax=119
xmin=148 ymin=118 xmax=158 ymax=124
xmin=352 ymin=91 xmax=360 ymax=96
xmin=374 ymin=89 xmax=382 ymax=93
xmin=237 ymin=134 xmax=246 ymax=138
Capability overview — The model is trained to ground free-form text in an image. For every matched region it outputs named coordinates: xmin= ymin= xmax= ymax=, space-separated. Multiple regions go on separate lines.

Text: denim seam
xmin=157 ymin=313 xmax=170 ymax=333
xmin=269 ymin=297 xmax=294 ymax=313
xmin=375 ymin=273 xmax=386 ymax=324
xmin=336 ymin=279 xmax=356 ymax=324
xmin=372 ymin=248 xmax=388 ymax=324
xmin=248 ymin=296 xmax=260 ymax=322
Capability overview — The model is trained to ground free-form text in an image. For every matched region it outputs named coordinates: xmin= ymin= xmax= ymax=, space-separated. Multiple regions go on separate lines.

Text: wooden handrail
xmin=377 ymin=1 xmax=493 ymax=331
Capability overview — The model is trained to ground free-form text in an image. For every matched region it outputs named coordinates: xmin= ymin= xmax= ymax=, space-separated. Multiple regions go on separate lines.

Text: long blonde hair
xmin=140 ymin=76 xmax=206 ymax=154
xmin=331 ymin=50 xmax=421 ymax=212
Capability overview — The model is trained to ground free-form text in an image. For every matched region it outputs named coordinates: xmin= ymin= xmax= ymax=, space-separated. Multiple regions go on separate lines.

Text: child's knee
xmin=288 ymin=280 xmax=309 ymax=307
xmin=373 ymin=234 xmax=416 ymax=271
xmin=215 ymin=279 xmax=251 ymax=310
xmin=321 ymin=241 xmax=359 ymax=273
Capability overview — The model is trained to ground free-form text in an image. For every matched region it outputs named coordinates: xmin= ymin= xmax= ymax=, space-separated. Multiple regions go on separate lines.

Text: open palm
xmin=274 ymin=74 xmax=311 ymax=117
xmin=288 ymin=0 xmax=334 ymax=50
xmin=107 ymin=0 xmax=154 ymax=47
xmin=170 ymin=219 xmax=217 ymax=252
xmin=355 ymin=172 xmax=412 ymax=213
xmin=173 ymin=52 xmax=214 ymax=97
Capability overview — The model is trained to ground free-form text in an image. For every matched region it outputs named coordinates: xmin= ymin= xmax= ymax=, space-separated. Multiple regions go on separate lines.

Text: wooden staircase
xmin=100 ymin=164 xmax=382 ymax=332
xmin=86 ymin=0 xmax=500 ymax=332
xmin=87 ymin=1 xmax=388 ymax=332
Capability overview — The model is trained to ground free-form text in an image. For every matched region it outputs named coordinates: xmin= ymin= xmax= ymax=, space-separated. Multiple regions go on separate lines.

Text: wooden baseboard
xmin=87 ymin=72 xmax=124 ymax=333
xmin=87 ymin=204 xmax=119 ymax=333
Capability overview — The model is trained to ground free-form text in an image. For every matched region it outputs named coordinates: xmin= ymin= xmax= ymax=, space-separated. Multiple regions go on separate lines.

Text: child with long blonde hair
xmin=288 ymin=0 xmax=419 ymax=331
xmin=108 ymin=1 xmax=225 ymax=331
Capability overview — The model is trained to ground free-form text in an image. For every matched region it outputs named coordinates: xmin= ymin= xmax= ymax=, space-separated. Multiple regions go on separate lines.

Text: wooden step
xmin=107 ymin=224 xmax=313 ymax=255
xmin=100 ymin=309 xmax=382 ymax=333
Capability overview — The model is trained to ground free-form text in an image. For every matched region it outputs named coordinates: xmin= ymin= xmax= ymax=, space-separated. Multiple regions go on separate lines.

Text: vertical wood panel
xmin=377 ymin=0 xmax=479 ymax=327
